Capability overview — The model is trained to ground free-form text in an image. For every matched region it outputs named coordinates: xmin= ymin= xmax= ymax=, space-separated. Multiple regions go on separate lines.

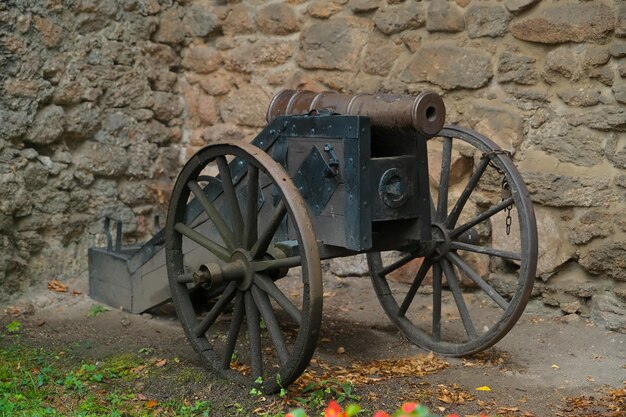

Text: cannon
xmin=91 ymin=90 xmax=538 ymax=393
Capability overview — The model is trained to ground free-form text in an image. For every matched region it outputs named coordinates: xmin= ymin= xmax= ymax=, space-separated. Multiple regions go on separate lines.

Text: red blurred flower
xmin=324 ymin=400 xmax=346 ymax=417
xmin=372 ymin=412 xmax=391 ymax=417
xmin=401 ymin=402 xmax=417 ymax=413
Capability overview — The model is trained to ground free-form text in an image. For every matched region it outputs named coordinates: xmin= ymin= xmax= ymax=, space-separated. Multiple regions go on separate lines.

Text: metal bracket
xmin=293 ymin=145 xmax=340 ymax=216
xmin=104 ymin=216 xmax=122 ymax=254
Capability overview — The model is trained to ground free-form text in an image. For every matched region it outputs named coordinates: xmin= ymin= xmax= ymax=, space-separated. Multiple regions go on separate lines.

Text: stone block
xmin=33 ymin=16 xmax=63 ymax=48
xmin=25 ymin=105 xmax=65 ymax=145
xmin=298 ymin=17 xmax=370 ymax=71
xmin=569 ymin=211 xmax=613 ymax=245
xmin=466 ymin=100 xmax=524 ymax=151
xmin=427 ymin=140 xmax=472 ymax=188
xmin=362 ymin=33 xmax=402 ymax=76
xmin=605 ymin=134 xmax=626 ymax=169
xmin=557 ymin=84 xmax=602 ymax=107
xmin=183 ymin=4 xmax=218 ymax=37
xmin=0 ymin=110 xmax=29 ymax=141
xmin=565 ymin=106 xmax=626 ymax=132
xmin=201 ymin=123 xmax=246 ymax=144
xmin=307 ymin=0 xmax=346 ymax=19
xmin=219 ymin=84 xmax=271 ymax=128
xmin=223 ymin=4 xmax=256 ymax=35
xmin=510 ymin=2 xmax=614 ymax=44
xmin=466 ymin=5 xmax=510 ymax=38
xmin=182 ymin=46 xmax=222 ymax=74
xmin=614 ymin=84 xmax=626 ymax=104
xmin=256 ymin=3 xmax=299 ymax=35
xmin=426 ymin=0 xmax=464 ymax=33
xmin=329 ymin=254 xmax=369 ymax=277
xmin=349 ymin=0 xmax=380 ymax=13
xmin=590 ymin=294 xmax=626 ymax=332
xmin=402 ymin=42 xmax=492 ymax=90
xmin=497 ymin=52 xmax=537 ymax=85
xmin=504 ymin=0 xmax=540 ymax=15
xmin=76 ymin=142 xmax=129 ymax=177
xmin=226 ymin=39 xmax=294 ymax=73
xmin=588 ymin=64 xmax=615 ymax=86
xmin=543 ymin=46 xmax=583 ymax=82
xmin=152 ymin=91 xmax=183 ymax=122
xmin=65 ymin=102 xmax=101 ymax=141
xmin=583 ymin=45 xmax=610 ymax=67
xmin=609 ymin=40 xmax=626 ymax=58
xmin=493 ymin=205 xmax=571 ymax=277
xmin=373 ymin=1 xmax=424 ymax=35
xmin=617 ymin=1 xmax=626 ymax=37
xmin=524 ymin=173 xmax=617 ymax=207
xmin=153 ymin=7 xmax=185 ymax=44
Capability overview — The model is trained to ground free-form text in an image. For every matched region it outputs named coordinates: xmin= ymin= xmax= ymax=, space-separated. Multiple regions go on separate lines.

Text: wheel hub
xmin=430 ymin=223 xmax=451 ymax=260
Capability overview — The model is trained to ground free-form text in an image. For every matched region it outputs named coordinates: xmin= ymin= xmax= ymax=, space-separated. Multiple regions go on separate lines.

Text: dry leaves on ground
xmin=48 ymin=279 xmax=68 ymax=293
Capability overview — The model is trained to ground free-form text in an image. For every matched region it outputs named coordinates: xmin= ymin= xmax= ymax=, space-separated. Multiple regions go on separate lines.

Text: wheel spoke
xmin=445 ymin=157 xmax=490 ymax=229
xmin=250 ymin=200 xmax=287 ymax=259
xmin=217 ymin=156 xmax=244 ymax=246
xmin=441 ymin=259 xmax=477 ymax=341
xmin=447 ymin=253 xmax=509 ymax=310
xmin=378 ymin=252 xmax=417 ymax=277
xmin=450 ymin=197 xmax=514 ymax=238
xmin=176 ymin=272 xmax=194 ymax=284
xmin=251 ymin=286 xmax=289 ymax=366
xmin=244 ymin=291 xmax=263 ymax=380
xmin=193 ymin=281 xmax=238 ymax=337
xmin=251 ymin=256 xmax=301 ymax=273
xmin=187 ymin=181 xmax=236 ymax=250
xmin=432 ymin=263 xmax=442 ymax=342
xmin=175 ymin=222 xmax=230 ymax=261
xmin=449 ymin=241 xmax=521 ymax=261
xmin=221 ymin=291 xmax=244 ymax=369
xmin=398 ymin=259 xmax=432 ymax=317
xmin=244 ymin=165 xmax=259 ymax=250
xmin=253 ymin=274 xmax=301 ymax=325
xmin=437 ymin=137 xmax=452 ymax=223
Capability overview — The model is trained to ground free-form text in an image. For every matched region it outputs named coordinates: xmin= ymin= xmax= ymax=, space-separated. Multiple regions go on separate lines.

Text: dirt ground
xmin=1 ymin=271 xmax=624 ymax=417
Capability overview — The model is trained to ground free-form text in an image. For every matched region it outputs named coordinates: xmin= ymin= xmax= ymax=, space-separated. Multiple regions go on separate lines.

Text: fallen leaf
xmin=145 ymin=400 xmax=158 ymax=408
xmin=155 ymin=359 xmax=167 ymax=368
xmin=4 ymin=306 xmax=21 ymax=316
xmin=72 ymin=290 xmax=83 ymax=295
xmin=551 ymin=364 xmax=560 ymax=369
xmin=137 ymin=393 xmax=147 ymax=401
xmin=336 ymin=347 xmax=345 ymax=354
xmin=475 ymin=386 xmax=492 ymax=392
xmin=48 ymin=280 xmax=68 ymax=293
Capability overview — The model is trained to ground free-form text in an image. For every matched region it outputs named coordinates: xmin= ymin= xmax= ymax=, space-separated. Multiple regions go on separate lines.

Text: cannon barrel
xmin=266 ymin=89 xmax=446 ymax=138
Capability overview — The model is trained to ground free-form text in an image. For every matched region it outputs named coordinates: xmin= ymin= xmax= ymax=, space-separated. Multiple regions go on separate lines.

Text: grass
xmin=0 ymin=333 xmax=212 ymax=417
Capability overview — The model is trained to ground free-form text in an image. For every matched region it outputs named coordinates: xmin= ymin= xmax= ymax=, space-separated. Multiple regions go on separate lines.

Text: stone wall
xmin=1 ymin=0 xmax=624 ymax=331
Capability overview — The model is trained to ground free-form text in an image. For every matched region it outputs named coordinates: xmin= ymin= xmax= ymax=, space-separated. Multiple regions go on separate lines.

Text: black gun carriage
xmin=123 ymin=90 xmax=538 ymax=393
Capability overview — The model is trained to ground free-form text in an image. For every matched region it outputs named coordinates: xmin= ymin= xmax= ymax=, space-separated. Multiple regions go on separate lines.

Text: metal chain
xmin=482 ymin=150 xmax=515 ymax=237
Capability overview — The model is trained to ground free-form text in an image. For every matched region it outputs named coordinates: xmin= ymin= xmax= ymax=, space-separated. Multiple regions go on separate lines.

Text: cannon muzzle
xmin=266 ymin=89 xmax=446 ymax=138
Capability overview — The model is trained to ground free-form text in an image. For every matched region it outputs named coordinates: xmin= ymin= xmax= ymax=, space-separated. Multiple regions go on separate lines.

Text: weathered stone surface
xmin=543 ymin=45 xmax=583 ymax=82
xmin=0 ymin=110 xmax=28 ymax=141
xmin=65 ymin=102 xmax=101 ymax=141
xmin=588 ymin=64 xmax=615 ymax=86
xmin=510 ymin=2 xmax=614 ymax=44
xmin=307 ymin=0 xmax=346 ymax=19
xmin=153 ymin=7 xmax=185 ymax=44
xmin=584 ymin=46 xmax=610 ymax=67
xmin=617 ymin=2 xmax=626 ymax=38
xmin=201 ymin=123 xmax=246 ymax=143
xmin=402 ymin=42 xmax=492 ymax=90
xmin=466 ymin=100 xmax=524 ymax=151
xmin=605 ymin=134 xmax=626 ymax=169
xmin=557 ymin=84 xmax=602 ymax=107
xmin=524 ymin=173 xmax=617 ymax=207
xmin=618 ymin=59 xmax=626 ymax=77
xmin=256 ymin=3 xmax=299 ymax=35
xmin=400 ymin=30 xmax=421 ymax=53
xmin=426 ymin=0 xmax=464 ymax=33
xmin=223 ymin=4 xmax=256 ymax=35
xmin=298 ymin=17 xmax=370 ymax=71
xmin=493 ymin=205 xmax=571 ymax=277
xmin=530 ymin=120 xmax=604 ymax=167
xmin=226 ymin=39 xmax=294 ymax=73
xmin=33 ymin=16 xmax=64 ymax=48
xmin=569 ymin=211 xmax=613 ymax=245
xmin=362 ymin=33 xmax=402 ymax=76
xmin=25 ymin=105 xmax=65 ymax=145
xmin=182 ymin=46 xmax=222 ymax=74
xmin=220 ymin=85 xmax=271 ymax=128
xmin=349 ymin=0 xmax=380 ymax=13
xmin=614 ymin=84 xmax=626 ymax=104
xmin=328 ymin=254 xmax=369 ymax=277
xmin=504 ymin=0 xmax=540 ymax=15
xmin=373 ymin=2 xmax=424 ymax=35
xmin=590 ymin=294 xmax=626 ymax=332
xmin=497 ymin=52 xmax=537 ymax=85
xmin=565 ymin=106 xmax=626 ymax=132
xmin=466 ymin=5 xmax=510 ymax=38
xmin=427 ymin=141 xmax=472 ymax=188
xmin=75 ymin=142 xmax=129 ymax=177
xmin=190 ymin=70 xmax=235 ymax=96
xmin=152 ymin=91 xmax=183 ymax=122
xmin=610 ymin=40 xmax=626 ymax=58
xmin=183 ymin=4 xmax=218 ymax=37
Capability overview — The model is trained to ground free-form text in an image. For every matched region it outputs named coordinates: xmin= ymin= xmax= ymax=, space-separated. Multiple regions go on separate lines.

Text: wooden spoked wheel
xmin=368 ymin=126 xmax=538 ymax=356
xmin=165 ymin=142 xmax=322 ymax=393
